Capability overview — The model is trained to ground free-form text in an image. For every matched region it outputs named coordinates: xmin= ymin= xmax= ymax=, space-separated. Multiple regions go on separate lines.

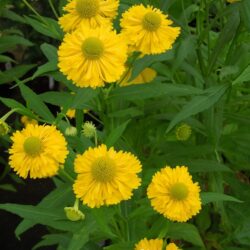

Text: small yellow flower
xmin=73 ymin=144 xmax=142 ymax=208
xmin=135 ymin=238 xmax=163 ymax=250
xmin=175 ymin=123 xmax=192 ymax=141
xmin=20 ymin=116 xmax=38 ymax=126
xmin=227 ymin=0 xmax=240 ymax=3
xmin=120 ymin=4 xmax=180 ymax=55
xmin=59 ymin=0 xmax=119 ymax=32
xmin=58 ymin=25 xmax=127 ymax=88
xmin=119 ymin=67 xmax=157 ymax=86
xmin=0 ymin=120 xmax=9 ymax=136
xmin=9 ymin=124 xmax=69 ymax=179
xmin=66 ymin=109 xmax=76 ymax=119
xmin=147 ymin=166 xmax=201 ymax=222
xmin=166 ymin=243 xmax=180 ymax=250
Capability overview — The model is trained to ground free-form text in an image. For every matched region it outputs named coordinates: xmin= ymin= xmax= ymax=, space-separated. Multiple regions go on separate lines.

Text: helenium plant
xmin=0 ymin=0 xmax=250 ymax=249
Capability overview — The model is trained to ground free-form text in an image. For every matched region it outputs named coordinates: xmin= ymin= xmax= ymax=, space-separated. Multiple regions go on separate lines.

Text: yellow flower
xmin=9 ymin=124 xmax=69 ymax=179
xmin=166 ymin=243 xmax=180 ymax=250
xmin=20 ymin=116 xmax=38 ymax=126
xmin=73 ymin=144 xmax=142 ymax=208
xmin=227 ymin=0 xmax=240 ymax=3
xmin=66 ymin=109 xmax=76 ymax=119
xmin=0 ymin=119 xmax=9 ymax=136
xmin=147 ymin=166 xmax=201 ymax=222
xmin=175 ymin=123 xmax=192 ymax=141
xmin=58 ymin=25 xmax=127 ymax=88
xmin=59 ymin=0 xmax=119 ymax=33
xmin=119 ymin=67 xmax=157 ymax=86
xmin=120 ymin=4 xmax=180 ymax=55
xmin=135 ymin=238 xmax=163 ymax=250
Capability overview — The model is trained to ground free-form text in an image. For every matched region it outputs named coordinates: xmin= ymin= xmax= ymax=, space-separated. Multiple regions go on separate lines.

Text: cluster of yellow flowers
xmin=135 ymin=239 xmax=179 ymax=250
xmin=8 ymin=124 xmax=201 ymax=221
xmin=58 ymin=0 xmax=180 ymax=88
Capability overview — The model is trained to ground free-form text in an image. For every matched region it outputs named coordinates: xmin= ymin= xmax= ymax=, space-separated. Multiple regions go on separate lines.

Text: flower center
xmin=76 ymin=0 xmax=99 ymax=18
xmin=23 ymin=136 xmax=42 ymax=156
xmin=82 ymin=37 xmax=104 ymax=60
xmin=142 ymin=12 xmax=162 ymax=31
xmin=169 ymin=182 xmax=189 ymax=200
xmin=91 ymin=157 xmax=116 ymax=182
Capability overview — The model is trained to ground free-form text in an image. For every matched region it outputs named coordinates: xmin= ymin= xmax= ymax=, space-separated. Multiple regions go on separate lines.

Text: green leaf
xmin=1 ymin=9 xmax=26 ymax=23
xmin=40 ymin=91 xmax=74 ymax=107
xmin=201 ymin=192 xmax=243 ymax=205
xmin=240 ymin=0 xmax=250 ymax=32
xmin=104 ymin=242 xmax=134 ymax=250
xmin=0 ymin=55 xmax=15 ymax=63
xmin=0 ymin=35 xmax=33 ymax=53
xmin=166 ymin=84 xmax=228 ymax=133
xmin=168 ymin=223 xmax=204 ymax=247
xmin=0 ymin=97 xmax=36 ymax=117
xmin=0 ymin=64 xmax=36 ymax=85
xmin=32 ymin=61 xmax=57 ymax=79
xmin=40 ymin=43 xmax=58 ymax=62
xmin=0 ymin=184 xmax=16 ymax=192
xmin=233 ymin=65 xmax=250 ymax=85
xmin=105 ymin=120 xmax=130 ymax=147
xmin=19 ymin=84 xmax=55 ymax=122
xmin=24 ymin=16 xmax=63 ymax=40
xmin=109 ymin=83 xmax=203 ymax=100
xmin=71 ymin=88 xmax=99 ymax=109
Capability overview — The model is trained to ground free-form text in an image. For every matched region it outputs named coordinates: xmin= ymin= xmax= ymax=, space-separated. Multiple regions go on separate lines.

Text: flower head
xmin=59 ymin=0 xmax=119 ymax=32
xmin=135 ymin=238 xmax=163 ymax=250
xmin=65 ymin=126 xmax=78 ymax=136
xmin=9 ymin=124 xmax=69 ymax=179
xmin=119 ymin=67 xmax=157 ymax=86
xmin=147 ymin=166 xmax=201 ymax=222
xmin=175 ymin=123 xmax=192 ymax=141
xmin=20 ymin=115 xmax=38 ymax=126
xmin=0 ymin=120 xmax=9 ymax=136
xmin=82 ymin=121 xmax=96 ymax=138
xmin=64 ymin=206 xmax=85 ymax=221
xmin=58 ymin=25 xmax=127 ymax=88
xmin=120 ymin=4 xmax=180 ymax=55
xmin=73 ymin=144 xmax=142 ymax=208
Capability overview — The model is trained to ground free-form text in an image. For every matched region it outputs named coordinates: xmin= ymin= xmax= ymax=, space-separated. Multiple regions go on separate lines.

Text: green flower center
xmin=142 ymin=12 xmax=162 ymax=31
xmin=91 ymin=157 xmax=116 ymax=182
xmin=82 ymin=37 xmax=104 ymax=60
xmin=23 ymin=136 xmax=42 ymax=156
xmin=169 ymin=182 xmax=189 ymax=200
xmin=76 ymin=0 xmax=99 ymax=18
xmin=176 ymin=124 xmax=192 ymax=141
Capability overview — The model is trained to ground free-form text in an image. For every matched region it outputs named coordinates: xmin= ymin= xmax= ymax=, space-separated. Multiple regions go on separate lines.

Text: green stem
xmin=22 ymin=0 xmax=47 ymax=25
xmin=48 ymin=0 xmax=59 ymax=19
xmin=1 ymin=108 xmax=19 ymax=121
xmin=59 ymin=168 xmax=74 ymax=182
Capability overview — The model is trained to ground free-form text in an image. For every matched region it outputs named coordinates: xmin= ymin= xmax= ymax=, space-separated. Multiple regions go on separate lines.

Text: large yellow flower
xmin=119 ymin=67 xmax=157 ymax=86
xmin=59 ymin=0 xmax=119 ymax=33
xmin=9 ymin=124 xmax=68 ymax=179
xmin=147 ymin=166 xmax=201 ymax=222
xmin=73 ymin=144 xmax=142 ymax=208
xmin=120 ymin=4 xmax=180 ymax=55
xmin=58 ymin=25 xmax=127 ymax=88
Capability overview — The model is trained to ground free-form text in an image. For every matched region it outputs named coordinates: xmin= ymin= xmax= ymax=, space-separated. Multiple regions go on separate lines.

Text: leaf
xmin=0 ymin=55 xmax=15 ymax=63
xmin=105 ymin=120 xmax=130 ymax=147
xmin=19 ymin=84 xmax=55 ymax=122
xmin=240 ymin=0 xmax=250 ymax=32
xmin=71 ymin=88 xmax=99 ymax=109
xmin=109 ymin=83 xmax=203 ymax=100
xmin=40 ymin=43 xmax=58 ymax=62
xmin=166 ymin=84 xmax=228 ymax=133
xmin=40 ymin=91 xmax=74 ymax=107
xmin=0 ymin=184 xmax=16 ymax=192
xmin=233 ymin=65 xmax=250 ymax=85
xmin=168 ymin=223 xmax=204 ymax=247
xmin=0 ymin=35 xmax=33 ymax=53
xmin=1 ymin=9 xmax=26 ymax=23
xmin=24 ymin=16 xmax=63 ymax=40
xmin=0 ymin=64 xmax=36 ymax=85
xmin=201 ymin=192 xmax=243 ymax=205
xmin=104 ymin=243 xmax=134 ymax=250
xmin=32 ymin=61 xmax=57 ymax=79
xmin=0 ymin=97 xmax=36 ymax=117
xmin=129 ymin=52 xmax=173 ymax=81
